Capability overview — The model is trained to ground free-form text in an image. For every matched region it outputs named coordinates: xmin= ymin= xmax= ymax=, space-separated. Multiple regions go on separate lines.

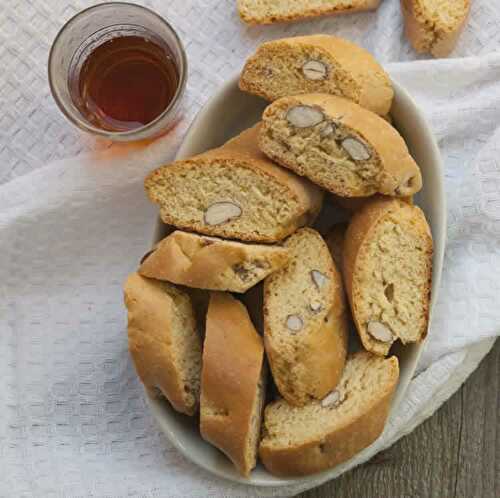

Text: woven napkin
xmin=1 ymin=1 xmax=499 ymax=496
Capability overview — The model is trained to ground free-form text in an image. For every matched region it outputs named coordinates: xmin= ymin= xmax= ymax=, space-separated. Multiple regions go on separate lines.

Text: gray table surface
xmin=298 ymin=341 xmax=499 ymax=498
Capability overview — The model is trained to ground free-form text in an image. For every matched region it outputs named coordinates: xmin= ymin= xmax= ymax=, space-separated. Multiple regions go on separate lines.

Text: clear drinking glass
xmin=48 ymin=2 xmax=187 ymax=142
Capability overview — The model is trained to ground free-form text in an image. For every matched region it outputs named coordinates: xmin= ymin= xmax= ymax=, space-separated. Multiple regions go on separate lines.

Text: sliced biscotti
xmin=139 ymin=230 xmax=289 ymax=293
xmin=124 ymin=273 xmax=202 ymax=416
xmin=238 ymin=0 xmax=381 ymax=25
xmin=200 ymin=292 xmax=266 ymax=476
xmin=402 ymin=0 xmax=470 ymax=57
xmin=264 ymin=228 xmax=348 ymax=406
xmin=259 ymin=351 xmax=399 ymax=476
xmin=240 ymin=35 xmax=393 ymax=116
xmin=259 ymin=94 xmax=423 ymax=198
xmin=145 ymin=125 xmax=323 ymax=243
xmin=343 ymin=198 xmax=433 ymax=356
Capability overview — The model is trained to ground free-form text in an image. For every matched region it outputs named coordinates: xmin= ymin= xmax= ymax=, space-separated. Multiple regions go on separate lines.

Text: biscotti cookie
xmin=238 ymin=0 xmax=381 ymax=25
xmin=402 ymin=0 xmax=470 ymax=57
xmin=145 ymin=125 xmax=323 ymax=243
xmin=343 ymin=198 xmax=433 ymax=356
xmin=200 ymin=292 xmax=266 ymax=476
xmin=259 ymin=94 xmax=423 ymax=198
xmin=240 ymin=35 xmax=393 ymax=116
xmin=264 ymin=228 xmax=348 ymax=406
xmin=139 ymin=230 xmax=289 ymax=293
xmin=124 ymin=273 xmax=202 ymax=416
xmin=259 ymin=351 xmax=399 ymax=476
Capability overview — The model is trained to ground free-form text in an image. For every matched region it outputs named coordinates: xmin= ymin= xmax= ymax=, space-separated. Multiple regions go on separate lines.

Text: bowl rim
xmin=146 ymin=74 xmax=447 ymax=488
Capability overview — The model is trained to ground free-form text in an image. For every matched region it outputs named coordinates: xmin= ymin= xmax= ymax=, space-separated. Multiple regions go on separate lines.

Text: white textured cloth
xmin=0 ymin=1 xmax=499 ymax=497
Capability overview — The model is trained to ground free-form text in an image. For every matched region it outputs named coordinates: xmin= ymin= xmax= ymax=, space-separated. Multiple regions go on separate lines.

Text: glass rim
xmin=48 ymin=1 xmax=188 ymax=139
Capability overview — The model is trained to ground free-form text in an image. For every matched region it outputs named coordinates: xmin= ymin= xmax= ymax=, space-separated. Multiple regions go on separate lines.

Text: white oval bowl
xmin=147 ymin=75 xmax=446 ymax=488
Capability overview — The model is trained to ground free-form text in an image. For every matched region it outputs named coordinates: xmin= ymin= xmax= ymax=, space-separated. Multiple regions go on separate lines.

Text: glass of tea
xmin=48 ymin=2 xmax=187 ymax=141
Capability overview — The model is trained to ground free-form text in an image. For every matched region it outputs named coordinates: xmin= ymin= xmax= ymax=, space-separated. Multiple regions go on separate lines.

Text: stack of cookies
xmin=124 ymin=34 xmax=433 ymax=478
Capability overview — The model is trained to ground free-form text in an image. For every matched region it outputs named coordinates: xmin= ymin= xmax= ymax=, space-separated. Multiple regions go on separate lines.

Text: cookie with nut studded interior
xmin=239 ymin=34 xmax=392 ymax=116
xmin=259 ymin=351 xmax=399 ymax=476
xmin=343 ymin=197 xmax=433 ymax=356
xmin=139 ymin=230 xmax=289 ymax=293
xmin=145 ymin=124 xmax=323 ymax=243
xmin=259 ymin=93 xmax=423 ymax=198
xmin=263 ymin=228 xmax=348 ymax=406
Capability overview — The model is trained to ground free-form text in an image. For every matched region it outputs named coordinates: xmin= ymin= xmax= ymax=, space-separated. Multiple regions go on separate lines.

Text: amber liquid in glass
xmin=74 ymin=35 xmax=179 ymax=132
